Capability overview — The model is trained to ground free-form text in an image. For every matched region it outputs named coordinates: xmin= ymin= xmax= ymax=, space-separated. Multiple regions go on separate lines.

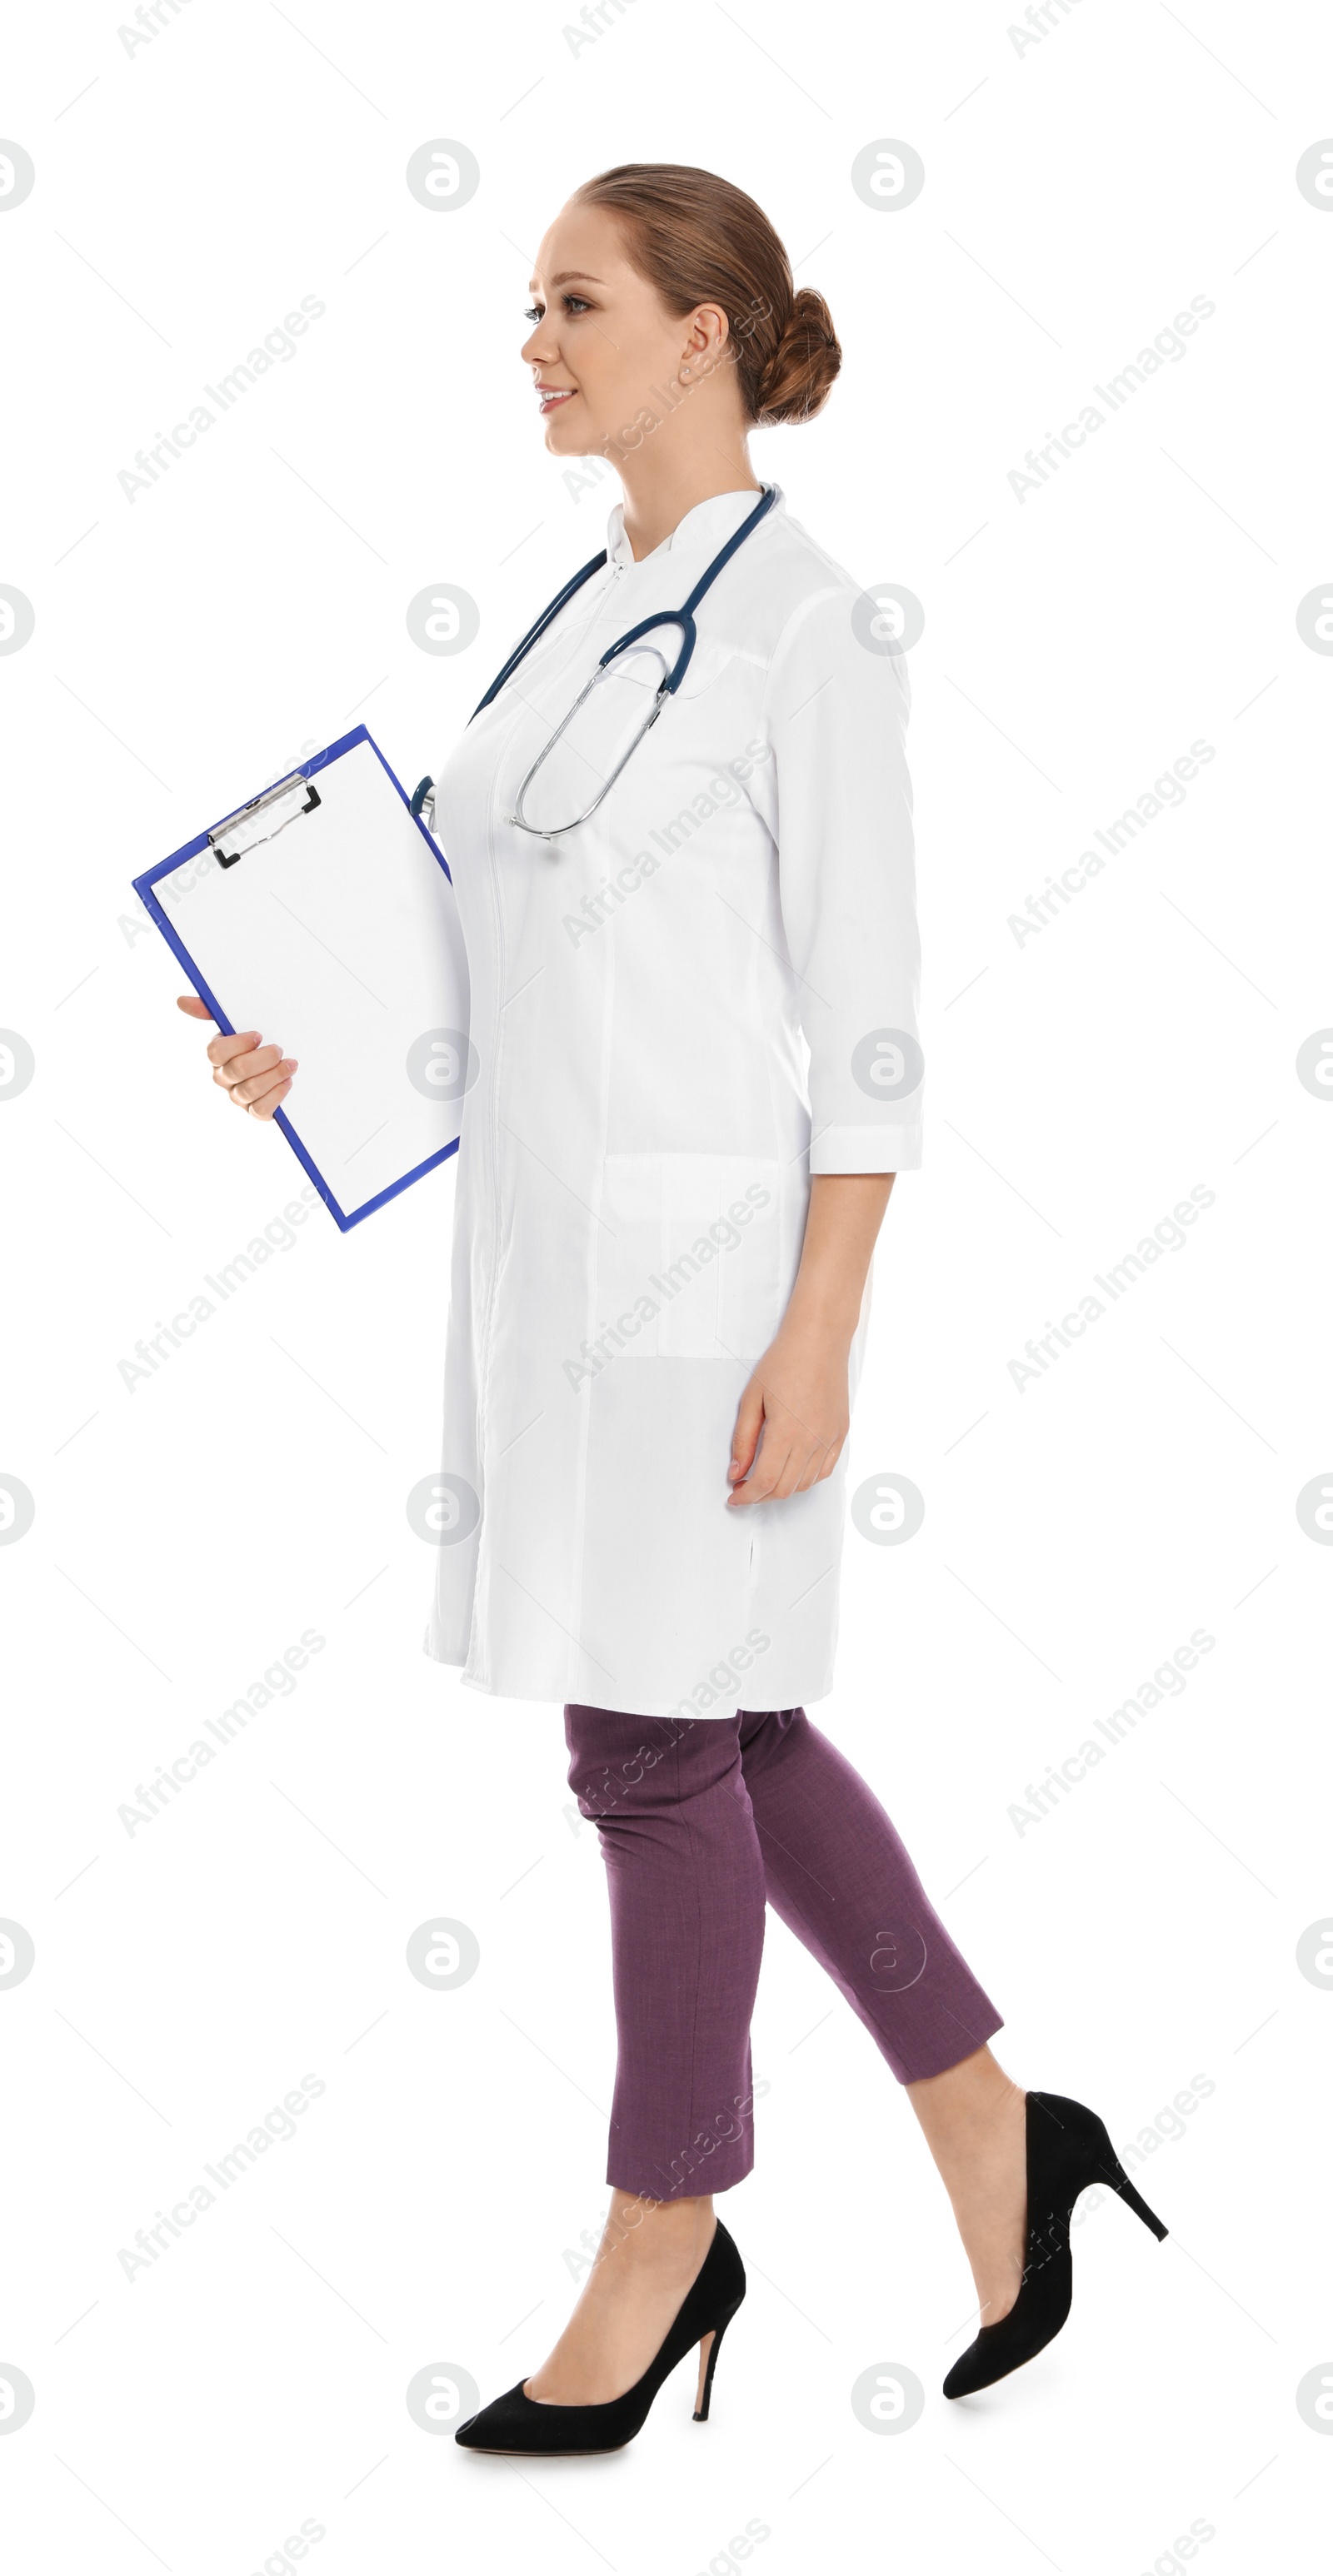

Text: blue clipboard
xmin=132 ymin=725 xmax=467 ymax=1232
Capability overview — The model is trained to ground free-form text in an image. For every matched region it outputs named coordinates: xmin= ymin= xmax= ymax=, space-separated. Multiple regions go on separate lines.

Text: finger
xmin=726 ymin=1432 xmax=789 ymax=1507
xmin=177 ymin=994 xmax=215 ymax=1021
xmin=212 ymin=1044 xmax=285 ymax=1093
xmin=239 ymin=1059 xmax=297 ymax=1109
xmin=728 ymin=1379 xmax=766 ymax=1484
xmin=207 ymin=1026 xmax=265 ymax=1071
xmin=245 ymin=1074 xmax=294 ymax=1123
xmin=771 ymin=1445 xmax=818 ymax=1501
xmin=811 ymin=1436 xmax=846 ymax=1485
xmin=231 ymin=1058 xmax=297 ymax=1109
xmin=796 ymin=1432 xmax=842 ymax=1492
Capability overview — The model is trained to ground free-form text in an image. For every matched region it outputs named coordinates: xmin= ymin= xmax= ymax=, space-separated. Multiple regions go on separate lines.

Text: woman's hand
xmin=176 ymin=994 xmax=297 ymax=1121
xmin=726 ymin=1316 xmax=851 ymax=1505
xmin=726 ymin=1172 xmax=896 ymax=1507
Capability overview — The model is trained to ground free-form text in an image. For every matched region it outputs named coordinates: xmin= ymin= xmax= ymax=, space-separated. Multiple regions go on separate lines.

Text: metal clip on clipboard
xmin=209 ymin=770 xmax=322 ymax=869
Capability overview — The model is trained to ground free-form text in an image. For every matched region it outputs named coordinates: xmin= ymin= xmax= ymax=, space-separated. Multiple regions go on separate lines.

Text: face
xmin=522 ymin=202 xmax=733 ymax=457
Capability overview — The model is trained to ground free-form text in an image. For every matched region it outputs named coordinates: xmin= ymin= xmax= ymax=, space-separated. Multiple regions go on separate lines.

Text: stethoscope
xmin=410 ymin=482 xmax=777 ymax=841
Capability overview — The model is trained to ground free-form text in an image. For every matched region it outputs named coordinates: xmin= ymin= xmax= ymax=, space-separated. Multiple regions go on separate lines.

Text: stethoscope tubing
xmin=409 ymin=483 xmax=777 ymax=831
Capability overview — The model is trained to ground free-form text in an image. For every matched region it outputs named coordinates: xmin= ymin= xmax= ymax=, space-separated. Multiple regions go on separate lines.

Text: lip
xmin=537 ymin=385 xmax=577 ymax=416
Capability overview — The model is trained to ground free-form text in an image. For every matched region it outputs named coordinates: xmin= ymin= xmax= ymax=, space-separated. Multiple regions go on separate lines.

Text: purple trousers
xmin=564 ymin=1703 xmax=1004 ymax=2202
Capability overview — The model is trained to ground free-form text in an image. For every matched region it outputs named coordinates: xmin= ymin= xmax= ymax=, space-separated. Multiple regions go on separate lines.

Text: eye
xmin=524 ymin=293 xmax=592 ymax=322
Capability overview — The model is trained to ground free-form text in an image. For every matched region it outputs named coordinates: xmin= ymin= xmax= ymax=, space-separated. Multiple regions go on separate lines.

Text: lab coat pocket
xmin=597 ymin=1153 xmax=781 ymax=1364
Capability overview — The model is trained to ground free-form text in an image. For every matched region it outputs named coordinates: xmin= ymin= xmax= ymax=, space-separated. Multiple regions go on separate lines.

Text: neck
xmin=612 ymin=437 xmax=761 ymax=562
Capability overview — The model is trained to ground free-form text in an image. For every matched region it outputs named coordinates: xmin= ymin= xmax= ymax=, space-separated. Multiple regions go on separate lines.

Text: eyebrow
xmin=528 ymin=271 xmax=604 ymax=291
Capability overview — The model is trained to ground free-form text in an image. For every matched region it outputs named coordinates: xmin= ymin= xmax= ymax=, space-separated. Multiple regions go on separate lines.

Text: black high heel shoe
xmin=943 ymin=2090 xmax=1168 ymax=2399
xmin=455 ymin=2218 xmax=746 ymax=2454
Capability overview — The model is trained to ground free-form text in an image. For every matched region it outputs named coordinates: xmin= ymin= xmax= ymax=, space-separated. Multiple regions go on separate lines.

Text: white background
xmin=2 ymin=2 xmax=1331 ymax=2569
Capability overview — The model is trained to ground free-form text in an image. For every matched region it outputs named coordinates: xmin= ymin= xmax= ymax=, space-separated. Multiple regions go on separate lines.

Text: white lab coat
xmin=423 ymin=486 xmax=921 ymax=1717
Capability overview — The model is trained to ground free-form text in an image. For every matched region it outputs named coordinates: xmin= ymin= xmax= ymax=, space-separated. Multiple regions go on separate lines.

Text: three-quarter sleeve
xmin=757 ymin=584 xmax=922 ymax=1173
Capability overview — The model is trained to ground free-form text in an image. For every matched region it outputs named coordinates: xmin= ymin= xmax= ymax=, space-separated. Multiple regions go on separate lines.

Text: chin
xmin=545 ymin=409 xmax=597 ymax=456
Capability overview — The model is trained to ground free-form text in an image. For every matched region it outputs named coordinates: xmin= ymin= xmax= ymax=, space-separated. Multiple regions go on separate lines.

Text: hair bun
xmin=756 ymin=286 xmax=841 ymax=426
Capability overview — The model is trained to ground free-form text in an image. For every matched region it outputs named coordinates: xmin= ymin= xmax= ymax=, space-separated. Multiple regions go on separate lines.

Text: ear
xmin=681 ymin=303 xmax=731 ymax=375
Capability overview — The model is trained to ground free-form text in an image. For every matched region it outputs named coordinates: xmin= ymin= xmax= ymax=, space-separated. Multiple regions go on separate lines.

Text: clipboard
xmin=132 ymin=725 xmax=468 ymax=1232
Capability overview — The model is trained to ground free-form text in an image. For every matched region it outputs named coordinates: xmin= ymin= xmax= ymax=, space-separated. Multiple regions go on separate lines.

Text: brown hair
xmin=572 ymin=162 xmax=841 ymax=428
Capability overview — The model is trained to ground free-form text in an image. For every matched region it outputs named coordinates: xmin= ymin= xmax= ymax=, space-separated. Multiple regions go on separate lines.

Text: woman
xmin=186 ymin=164 xmax=1166 ymax=2449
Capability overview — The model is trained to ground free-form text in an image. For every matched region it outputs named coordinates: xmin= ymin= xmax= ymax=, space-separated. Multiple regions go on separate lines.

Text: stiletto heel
xmin=943 ymin=2090 xmax=1168 ymax=2400
xmin=456 ymin=2219 xmax=746 ymax=2454
xmin=1103 ymin=2156 xmax=1169 ymax=2239
xmin=692 ymin=2296 xmax=742 ymax=2422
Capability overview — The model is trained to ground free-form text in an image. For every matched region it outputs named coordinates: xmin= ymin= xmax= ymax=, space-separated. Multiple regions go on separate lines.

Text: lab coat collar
xmin=605 ymin=482 xmax=784 ymax=572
